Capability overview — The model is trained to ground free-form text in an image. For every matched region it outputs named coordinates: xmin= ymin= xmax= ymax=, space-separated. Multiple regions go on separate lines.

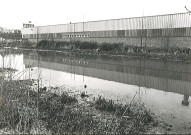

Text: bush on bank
xmin=35 ymin=40 xmax=191 ymax=55
xmin=99 ymin=42 xmax=123 ymax=52
xmin=3 ymin=39 xmax=190 ymax=60
xmin=72 ymin=41 xmax=98 ymax=50
xmin=36 ymin=40 xmax=99 ymax=50
xmin=36 ymin=40 xmax=125 ymax=53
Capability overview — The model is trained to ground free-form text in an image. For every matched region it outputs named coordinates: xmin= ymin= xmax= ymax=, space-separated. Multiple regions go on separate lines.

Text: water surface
xmin=0 ymin=49 xmax=191 ymax=133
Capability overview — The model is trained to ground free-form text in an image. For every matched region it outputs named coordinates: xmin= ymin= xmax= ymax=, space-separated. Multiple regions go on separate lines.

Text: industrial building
xmin=22 ymin=12 xmax=191 ymax=48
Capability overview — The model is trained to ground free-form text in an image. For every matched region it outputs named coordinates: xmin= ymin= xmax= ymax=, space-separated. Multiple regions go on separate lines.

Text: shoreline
xmin=1 ymin=39 xmax=191 ymax=63
xmin=2 ymin=46 xmax=191 ymax=64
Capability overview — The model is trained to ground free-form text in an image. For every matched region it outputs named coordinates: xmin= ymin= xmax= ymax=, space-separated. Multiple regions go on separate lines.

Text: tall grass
xmin=0 ymin=80 xmax=36 ymax=133
xmin=29 ymin=92 xmax=157 ymax=134
xmin=0 ymin=49 xmax=39 ymax=133
xmin=0 ymin=77 xmax=163 ymax=134
xmin=94 ymin=96 xmax=153 ymax=121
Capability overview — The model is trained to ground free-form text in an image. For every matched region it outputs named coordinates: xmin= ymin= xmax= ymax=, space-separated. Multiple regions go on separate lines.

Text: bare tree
xmin=143 ymin=17 xmax=152 ymax=52
xmin=161 ymin=15 xmax=174 ymax=55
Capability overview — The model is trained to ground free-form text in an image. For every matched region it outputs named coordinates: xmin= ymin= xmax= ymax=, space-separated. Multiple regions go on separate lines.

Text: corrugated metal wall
xmin=22 ymin=12 xmax=191 ymax=39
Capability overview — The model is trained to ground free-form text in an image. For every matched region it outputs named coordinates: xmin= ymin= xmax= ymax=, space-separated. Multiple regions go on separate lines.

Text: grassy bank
xmin=0 ymin=79 xmax=169 ymax=134
xmin=2 ymin=40 xmax=191 ymax=63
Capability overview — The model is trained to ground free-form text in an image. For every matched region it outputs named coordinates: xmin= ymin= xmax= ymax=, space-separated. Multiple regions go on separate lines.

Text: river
xmin=0 ymin=48 xmax=191 ymax=133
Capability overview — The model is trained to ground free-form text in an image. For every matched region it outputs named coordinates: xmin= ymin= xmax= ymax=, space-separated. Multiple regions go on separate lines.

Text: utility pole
xmin=36 ymin=27 xmax=39 ymax=44
xmin=140 ymin=6 xmax=144 ymax=53
xmin=140 ymin=16 xmax=144 ymax=52
xmin=74 ymin=23 xmax=75 ymax=42
xmin=36 ymin=25 xmax=40 ymax=134
xmin=70 ymin=22 xmax=72 ymax=49
xmin=83 ymin=15 xmax=85 ymax=38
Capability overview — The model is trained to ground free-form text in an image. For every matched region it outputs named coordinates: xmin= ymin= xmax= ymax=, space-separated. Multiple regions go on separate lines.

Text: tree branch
xmin=185 ymin=6 xmax=191 ymax=13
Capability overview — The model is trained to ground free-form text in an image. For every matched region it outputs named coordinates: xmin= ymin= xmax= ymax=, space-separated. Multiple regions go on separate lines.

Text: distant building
xmin=23 ymin=23 xmax=34 ymax=28
xmin=22 ymin=12 xmax=191 ymax=48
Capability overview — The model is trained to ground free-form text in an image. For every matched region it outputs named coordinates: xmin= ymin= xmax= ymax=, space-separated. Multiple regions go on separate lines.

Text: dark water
xmin=1 ymin=49 xmax=191 ymax=132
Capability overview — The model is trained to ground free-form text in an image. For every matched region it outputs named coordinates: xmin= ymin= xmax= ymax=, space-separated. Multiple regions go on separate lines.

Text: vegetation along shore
xmin=1 ymin=40 xmax=191 ymax=63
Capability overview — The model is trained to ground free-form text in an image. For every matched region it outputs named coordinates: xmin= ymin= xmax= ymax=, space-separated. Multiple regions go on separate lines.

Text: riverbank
xmin=0 ymin=79 xmax=171 ymax=134
xmin=1 ymin=40 xmax=191 ymax=63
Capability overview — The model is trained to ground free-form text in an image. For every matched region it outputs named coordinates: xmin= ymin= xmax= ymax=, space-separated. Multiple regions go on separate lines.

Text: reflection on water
xmin=0 ymin=49 xmax=191 ymax=131
xmin=23 ymin=52 xmax=191 ymax=97
xmin=0 ymin=51 xmax=26 ymax=80
xmin=182 ymin=94 xmax=190 ymax=106
xmin=0 ymin=54 xmax=25 ymax=71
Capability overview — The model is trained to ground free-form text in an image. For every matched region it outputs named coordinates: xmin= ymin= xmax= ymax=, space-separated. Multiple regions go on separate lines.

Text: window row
xmin=67 ymin=34 xmax=90 ymax=37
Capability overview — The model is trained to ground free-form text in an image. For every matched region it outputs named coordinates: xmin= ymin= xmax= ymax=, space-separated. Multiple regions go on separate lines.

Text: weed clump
xmin=94 ymin=96 xmax=154 ymax=133
xmin=94 ymin=96 xmax=129 ymax=116
xmin=60 ymin=92 xmax=77 ymax=104
xmin=38 ymin=92 xmax=77 ymax=120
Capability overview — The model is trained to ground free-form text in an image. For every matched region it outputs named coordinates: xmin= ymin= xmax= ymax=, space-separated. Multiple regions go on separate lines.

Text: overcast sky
xmin=0 ymin=0 xmax=190 ymax=29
